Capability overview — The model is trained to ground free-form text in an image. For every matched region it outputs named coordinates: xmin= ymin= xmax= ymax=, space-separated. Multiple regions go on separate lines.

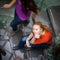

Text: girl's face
xmin=33 ymin=24 xmax=42 ymax=34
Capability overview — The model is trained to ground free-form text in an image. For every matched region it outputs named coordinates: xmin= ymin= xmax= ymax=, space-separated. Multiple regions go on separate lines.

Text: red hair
xmin=33 ymin=22 xmax=52 ymax=32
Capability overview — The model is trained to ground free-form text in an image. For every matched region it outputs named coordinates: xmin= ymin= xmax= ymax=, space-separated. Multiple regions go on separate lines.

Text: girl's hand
xmin=3 ymin=4 xmax=11 ymax=8
xmin=26 ymin=44 xmax=31 ymax=47
xmin=34 ymin=34 xmax=40 ymax=39
xmin=26 ymin=41 xmax=31 ymax=47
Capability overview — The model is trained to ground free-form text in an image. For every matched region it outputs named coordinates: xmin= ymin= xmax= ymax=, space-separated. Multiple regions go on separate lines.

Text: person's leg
xmin=10 ymin=12 xmax=22 ymax=31
xmin=18 ymin=35 xmax=28 ymax=48
xmin=22 ymin=20 xmax=29 ymax=26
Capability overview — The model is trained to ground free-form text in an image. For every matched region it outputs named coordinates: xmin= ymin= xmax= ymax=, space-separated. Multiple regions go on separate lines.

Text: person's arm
xmin=3 ymin=0 xmax=16 ymax=8
xmin=32 ymin=9 xmax=39 ymax=20
xmin=26 ymin=32 xmax=33 ymax=47
xmin=29 ymin=0 xmax=40 ymax=19
xmin=33 ymin=32 xmax=53 ymax=44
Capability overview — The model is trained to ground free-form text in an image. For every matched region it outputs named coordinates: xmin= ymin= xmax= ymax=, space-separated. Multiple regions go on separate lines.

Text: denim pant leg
xmin=10 ymin=13 xmax=22 ymax=31
xmin=18 ymin=35 xmax=28 ymax=48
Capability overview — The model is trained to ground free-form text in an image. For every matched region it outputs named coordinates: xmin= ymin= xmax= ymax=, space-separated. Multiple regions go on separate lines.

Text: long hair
xmin=33 ymin=22 xmax=51 ymax=32
xmin=20 ymin=0 xmax=38 ymax=16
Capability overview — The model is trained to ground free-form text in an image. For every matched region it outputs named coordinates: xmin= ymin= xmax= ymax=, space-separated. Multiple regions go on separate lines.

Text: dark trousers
xmin=10 ymin=12 xmax=29 ymax=31
xmin=18 ymin=35 xmax=50 ymax=49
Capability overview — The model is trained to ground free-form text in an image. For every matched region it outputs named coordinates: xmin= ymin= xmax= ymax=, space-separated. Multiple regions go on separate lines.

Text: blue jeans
xmin=18 ymin=35 xmax=28 ymax=48
xmin=18 ymin=35 xmax=50 ymax=49
xmin=10 ymin=12 xmax=29 ymax=31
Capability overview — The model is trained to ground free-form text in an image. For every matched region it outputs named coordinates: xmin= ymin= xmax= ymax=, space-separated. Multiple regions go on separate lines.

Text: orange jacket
xmin=33 ymin=32 xmax=53 ymax=45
